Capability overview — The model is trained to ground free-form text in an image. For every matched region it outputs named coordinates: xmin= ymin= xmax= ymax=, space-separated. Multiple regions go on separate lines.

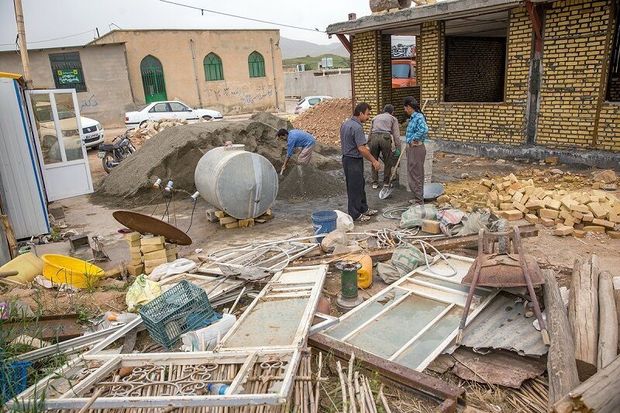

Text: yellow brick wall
xmin=418 ymin=9 xmax=530 ymax=145
xmin=538 ymin=0 xmax=615 ymax=150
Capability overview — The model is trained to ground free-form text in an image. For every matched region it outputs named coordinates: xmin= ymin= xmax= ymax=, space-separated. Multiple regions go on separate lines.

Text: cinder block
xmin=539 ymin=209 xmax=559 ymax=219
xmin=525 ymin=200 xmax=544 ymax=210
xmin=584 ymin=226 xmax=606 ymax=233
xmin=141 ymin=244 xmax=164 ymax=254
xmin=141 ymin=236 xmax=165 ymax=246
xmin=502 ymin=210 xmax=523 ymax=221
xmin=525 ymin=214 xmax=539 ymax=224
xmin=127 ymin=263 xmax=144 ymax=276
xmin=126 ymin=239 xmax=141 ymax=247
xmin=553 ymin=225 xmax=574 ymax=237
xmin=142 ymin=249 xmax=168 ymax=261
xmin=125 ymin=232 xmax=141 ymax=242
xmin=421 ymin=220 xmax=441 ymax=234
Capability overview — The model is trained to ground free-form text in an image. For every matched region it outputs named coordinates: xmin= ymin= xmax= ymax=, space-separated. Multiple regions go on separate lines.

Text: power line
xmin=0 ymin=28 xmax=96 ymax=47
xmin=159 ymin=0 xmax=325 ymax=33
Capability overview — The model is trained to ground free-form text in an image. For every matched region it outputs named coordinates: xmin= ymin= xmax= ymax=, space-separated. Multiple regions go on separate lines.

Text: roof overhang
xmin=327 ymin=0 xmax=547 ymax=35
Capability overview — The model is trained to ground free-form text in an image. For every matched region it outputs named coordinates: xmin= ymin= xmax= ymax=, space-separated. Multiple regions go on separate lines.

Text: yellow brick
xmin=584 ymin=226 xmax=606 ymax=233
xmin=539 ymin=209 xmax=559 ymax=219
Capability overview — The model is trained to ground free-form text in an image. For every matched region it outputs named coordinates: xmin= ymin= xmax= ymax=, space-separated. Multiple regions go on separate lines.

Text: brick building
xmin=328 ymin=0 xmax=620 ymax=163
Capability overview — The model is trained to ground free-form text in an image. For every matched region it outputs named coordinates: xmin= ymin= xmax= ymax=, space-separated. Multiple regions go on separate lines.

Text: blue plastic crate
xmin=139 ymin=280 xmax=220 ymax=349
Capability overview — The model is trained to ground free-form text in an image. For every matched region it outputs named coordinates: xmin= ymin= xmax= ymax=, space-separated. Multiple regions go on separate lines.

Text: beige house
xmin=90 ymin=29 xmax=285 ymax=116
xmin=0 ymin=43 xmax=133 ymax=127
xmin=0 ymin=29 xmax=285 ymax=127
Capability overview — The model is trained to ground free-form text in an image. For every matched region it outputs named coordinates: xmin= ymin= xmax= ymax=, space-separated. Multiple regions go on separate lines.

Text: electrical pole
xmin=13 ymin=0 xmax=33 ymax=88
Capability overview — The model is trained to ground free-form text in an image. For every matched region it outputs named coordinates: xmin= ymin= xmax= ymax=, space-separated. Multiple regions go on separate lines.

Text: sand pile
xmin=293 ymin=98 xmax=352 ymax=147
xmin=98 ymin=113 xmax=340 ymax=200
xmin=278 ymin=165 xmax=345 ymax=201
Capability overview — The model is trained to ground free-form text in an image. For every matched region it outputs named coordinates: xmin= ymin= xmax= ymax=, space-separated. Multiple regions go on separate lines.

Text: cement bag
xmin=334 ymin=210 xmax=354 ymax=232
xmin=391 ymin=245 xmax=428 ymax=275
xmin=456 ymin=210 xmax=491 ymax=236
xmin=400 ymin=204 xmax=437 ymax=229
xmin=377 ymin=262 xmax=402 ymax=284
xmin=126 ymin=274 xmax=161 ymax=312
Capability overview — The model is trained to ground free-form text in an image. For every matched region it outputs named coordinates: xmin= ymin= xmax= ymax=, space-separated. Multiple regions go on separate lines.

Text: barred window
xmin=204 ymin=53 xmax=224 ymax=81
xmin=248 ymin=51 xmax=265 ymax=78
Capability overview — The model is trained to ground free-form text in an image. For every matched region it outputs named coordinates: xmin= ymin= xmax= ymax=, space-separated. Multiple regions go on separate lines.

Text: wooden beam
xmin=308 ymin=333 xmax=464 ymax=408
xmin=553 ymin=354 xmax=620 ymax=413
xmin=543 ymin=269 xmax=580 ymax=408
xmin=598 ymin=271 xmax=618 ymax=369
xmin=336 ymin=34 xmax=352 ymax=54
xmin=568 ymin=255 xmax=600 ymax=381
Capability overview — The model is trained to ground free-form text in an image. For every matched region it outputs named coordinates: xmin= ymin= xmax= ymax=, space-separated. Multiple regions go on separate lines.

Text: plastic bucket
xmin=311 ymin=210 xmax=338 ymax=243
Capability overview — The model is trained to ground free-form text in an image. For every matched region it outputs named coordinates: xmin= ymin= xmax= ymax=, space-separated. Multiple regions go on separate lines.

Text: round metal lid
xmin=112 ymin=210 xmax=193 ymax=245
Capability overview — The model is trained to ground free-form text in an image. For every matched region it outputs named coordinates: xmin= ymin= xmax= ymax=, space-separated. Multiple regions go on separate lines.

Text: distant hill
xmin=280 ymin=37 xmax=348 ymax=59
xmin=283 ymin=54 xmax=350 ymax=70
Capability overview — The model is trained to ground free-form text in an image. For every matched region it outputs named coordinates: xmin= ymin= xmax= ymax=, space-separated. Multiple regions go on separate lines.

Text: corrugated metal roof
xmin=451 ymin=291 xmax=548 ymax=357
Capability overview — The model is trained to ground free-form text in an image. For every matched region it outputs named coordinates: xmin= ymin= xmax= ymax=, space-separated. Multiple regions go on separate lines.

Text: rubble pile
xmin=128 ymin=118 xmax=188 ymax=146
xmin=293 ymin=98 xmax=352 ymax=146
xmin=439 ymin=170 xmax=619 ymax=237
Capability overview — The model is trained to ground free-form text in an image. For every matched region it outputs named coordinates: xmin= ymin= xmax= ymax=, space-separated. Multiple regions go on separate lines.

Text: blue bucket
xmin=311 ymin=210 xmax=338 ymax=243
xmin=0 ymin=360 xmax=31 ymax=403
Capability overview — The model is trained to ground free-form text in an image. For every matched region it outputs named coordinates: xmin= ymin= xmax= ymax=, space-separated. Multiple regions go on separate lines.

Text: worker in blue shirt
xmin=276 ymin=128 xmax=316 ymax=175
xmin=403 ymin=96 xmax=428 ymax=205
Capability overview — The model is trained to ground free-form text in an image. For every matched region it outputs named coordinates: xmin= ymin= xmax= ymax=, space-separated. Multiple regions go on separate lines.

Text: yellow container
xmin=41 ymin=254 xmax=105 ymax=289
xmin=350 ymin=254 xmax=373 ymax=289
xmin=0 ymin=252 xmax=44 ymax=285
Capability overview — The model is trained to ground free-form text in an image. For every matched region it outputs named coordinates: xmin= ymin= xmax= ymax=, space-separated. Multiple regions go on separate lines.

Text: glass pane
xmin=394 ymin=306 xmax=462 ymax=370
xmin=325 ymin=288 xmax=410 ymax=340
xmin=30 ymin=94 xmax=62 ymax=165
xmin=221 ymin=296 xmax=309 ymax=348
xmin=54 ymin=93 xmax=83 ymax=161
xmin=348 ymin=294 xmax=449 ymax=359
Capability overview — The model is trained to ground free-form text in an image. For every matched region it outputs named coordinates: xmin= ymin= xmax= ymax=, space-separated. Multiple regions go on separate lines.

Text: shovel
xmin=378 ymin=149 xmax=405 ymax=199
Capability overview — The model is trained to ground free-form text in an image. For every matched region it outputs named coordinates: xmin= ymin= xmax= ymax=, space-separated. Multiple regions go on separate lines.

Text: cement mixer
xmin=194 ymin=144 xmax=278 ymax=219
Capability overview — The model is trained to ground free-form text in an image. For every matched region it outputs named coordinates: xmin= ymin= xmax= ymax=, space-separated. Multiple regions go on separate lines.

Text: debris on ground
xmin=293 ymin=98 xmax=352 ymax=146
xmin=278 ymin=164 xmax=344 ymax=201
xmin=440 ymin=171 xmax=619 ymax=237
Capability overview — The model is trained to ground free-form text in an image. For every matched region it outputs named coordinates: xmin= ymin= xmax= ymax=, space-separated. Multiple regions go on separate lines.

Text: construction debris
xmin=293 ymin=98 xmax=352 ymax=146
xmin=442 ymin=172 xmax=619 ymax=237
xmin=127 ymin=118 xmax=188 ymax=146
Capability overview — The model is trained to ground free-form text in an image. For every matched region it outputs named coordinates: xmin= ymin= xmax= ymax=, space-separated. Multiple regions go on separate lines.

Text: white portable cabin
xmin=0 ymin=73 xmax=49 ymax=264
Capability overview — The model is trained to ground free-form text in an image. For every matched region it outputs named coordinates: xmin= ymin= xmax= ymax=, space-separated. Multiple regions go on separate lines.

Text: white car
xmin=125 ymin=100 xmax=223 ymax=128
xmin=294 ymin=95 xmax=332 ymax=114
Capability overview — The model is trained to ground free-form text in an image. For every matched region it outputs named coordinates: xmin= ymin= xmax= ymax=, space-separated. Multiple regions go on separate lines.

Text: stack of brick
xmin=438 ymin=173 xmax=620 ymax=238
xmin=205 ymin=209 xmax=274 ymax=229
xmin=125 ymin=232 xmax=178 ymax=275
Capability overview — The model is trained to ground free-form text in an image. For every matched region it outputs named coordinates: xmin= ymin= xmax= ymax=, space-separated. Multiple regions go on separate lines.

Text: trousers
xmin=368 ymin=132 xmax=393 ymax=184
xmin=406 ymin=143 xmax=426 ymax=205
xmin=342 ymin=156 xmax=368 ymax=220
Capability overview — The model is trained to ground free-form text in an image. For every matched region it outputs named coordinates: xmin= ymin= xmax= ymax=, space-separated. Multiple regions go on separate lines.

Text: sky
xmin=0 ymin=0 xmax=371 ymax=51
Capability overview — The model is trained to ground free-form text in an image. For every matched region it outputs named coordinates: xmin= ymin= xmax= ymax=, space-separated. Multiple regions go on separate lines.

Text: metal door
xmin=26 ymin=89 xmax=93 ymax=201
xmin=140 ymin=55 xmax=167 ymax=103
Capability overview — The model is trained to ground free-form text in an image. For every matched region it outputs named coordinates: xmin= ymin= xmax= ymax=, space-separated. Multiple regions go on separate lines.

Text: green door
xmin=140 ymin=55 xmax=167 ymax=103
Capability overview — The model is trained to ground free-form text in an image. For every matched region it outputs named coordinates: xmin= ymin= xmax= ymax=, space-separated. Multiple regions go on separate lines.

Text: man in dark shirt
xmin=340 ymin=102 xmax=382 ymax=221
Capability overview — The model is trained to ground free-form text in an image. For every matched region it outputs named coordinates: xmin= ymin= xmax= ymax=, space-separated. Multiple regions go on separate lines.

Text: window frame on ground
xmin=248 ymin=51 xmax=266 ymax=78
xmin=442 ymin=14 xmax=509 ymax=103
xmin=49 ymin=52 xmax=87 ymax=92
xmin=606 ymin=0 xmax=620 ymax=102
xmin=203 ymin=52 xmax=224 ymax=81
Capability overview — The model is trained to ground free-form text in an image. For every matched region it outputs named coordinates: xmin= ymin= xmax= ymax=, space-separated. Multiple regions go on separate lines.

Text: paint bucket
xmin=311 ymin=210 xmax=338 ymax=243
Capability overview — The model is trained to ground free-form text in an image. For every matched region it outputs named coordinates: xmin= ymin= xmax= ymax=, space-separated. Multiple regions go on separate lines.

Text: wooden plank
xmin=568 ymin=255 xmax=600 ymax=380
xmin=543 ymin=269 xmax=580 ymax=407
xmin=598 ymin=271 xmax=618 ymax=369
xmin=553 ymin=354 xmax=620 ymax=413
xmin=308 ymin=333 xmax=464 ymax=405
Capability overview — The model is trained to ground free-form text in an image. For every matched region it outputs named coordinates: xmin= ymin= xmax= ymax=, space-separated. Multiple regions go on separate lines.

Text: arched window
xmin=204 ymin=53 xmax=224 ymax=81
xmin=248 ymin=51 xmax=265 ymax=78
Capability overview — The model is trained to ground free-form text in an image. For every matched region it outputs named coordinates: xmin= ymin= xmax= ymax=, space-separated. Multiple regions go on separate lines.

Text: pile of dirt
xmin=277 ymin=165 xmax=344 ymax=201
xmin=98 ymin=113 xmax=340 ymax=200
xmin=293 ymin=98 xmax=352 ymax=147
xmin=128 ymin=118 xmax=189 ymax=147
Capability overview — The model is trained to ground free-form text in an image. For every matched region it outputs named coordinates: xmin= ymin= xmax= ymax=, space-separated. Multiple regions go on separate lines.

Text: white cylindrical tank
xmin=194 ymin=145 xmax=278 ymax=219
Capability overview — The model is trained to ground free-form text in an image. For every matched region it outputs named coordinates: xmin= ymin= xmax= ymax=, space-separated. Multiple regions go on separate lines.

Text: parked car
xmin=34 ymin=103 xmax=104 ymax=164
xmin=392 ymin=59 xmax=417 ymax=88
xmin=124 ymin=100 xmax=223 ymax=129
xmin=294 ymin=96 xmax=332 ymax=114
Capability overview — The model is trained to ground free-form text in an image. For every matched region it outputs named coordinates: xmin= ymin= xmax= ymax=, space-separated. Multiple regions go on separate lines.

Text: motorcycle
xmin=98 ymin=132 xmax=136 ymax=173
